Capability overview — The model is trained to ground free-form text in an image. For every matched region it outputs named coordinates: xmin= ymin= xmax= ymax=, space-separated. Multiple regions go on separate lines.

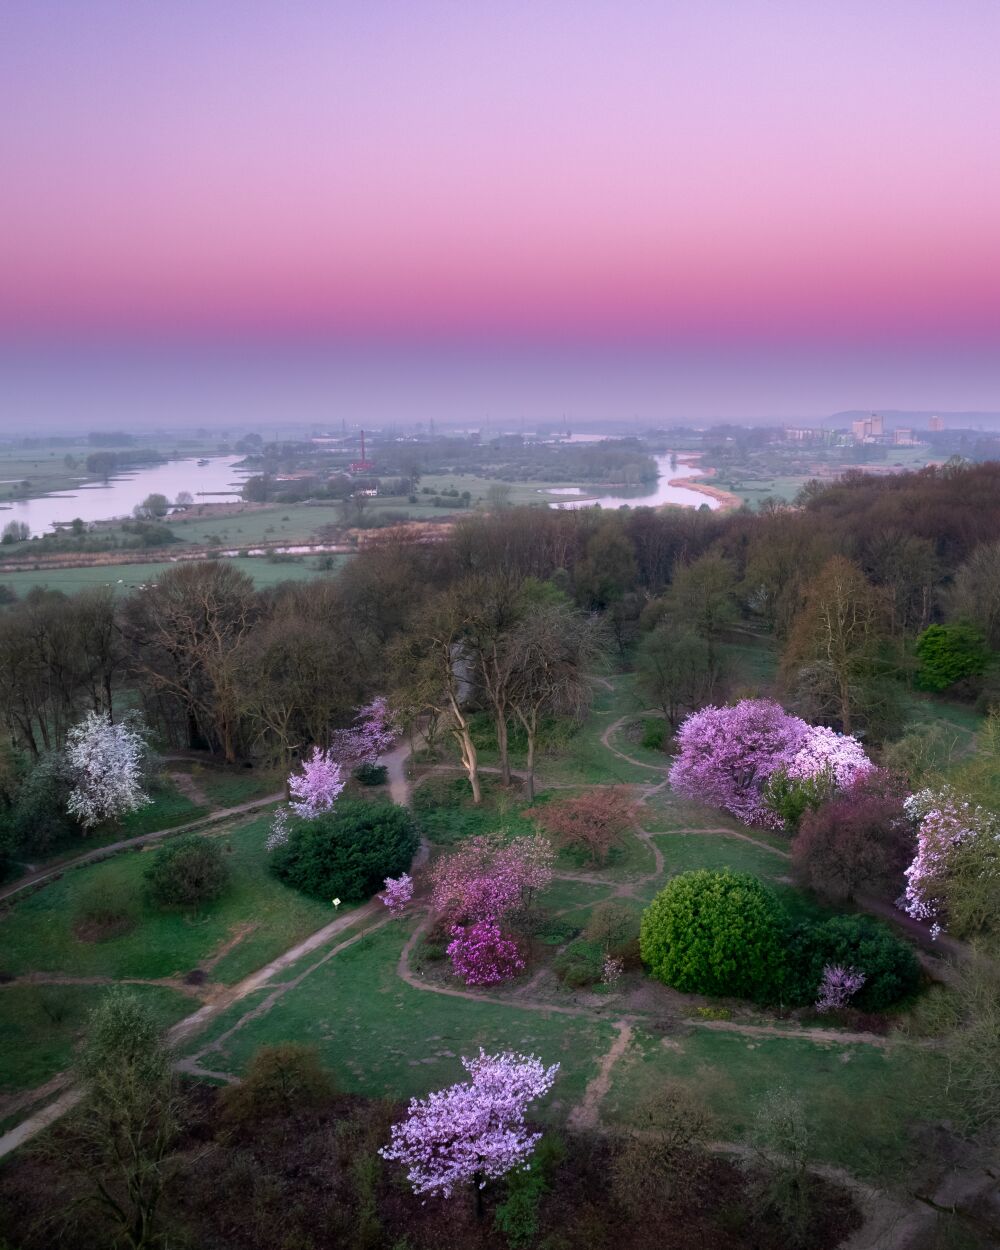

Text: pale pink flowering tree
xmin=815 ymin=964 xmax=866 ymax=1012
xmin=287 ymin=746 xmax=345 ymax=819
xmin=379 ymin=1049 xmax=559 ymax=1205
xmin=332 ymin=696 xmax=399 ymax=767
xmin=379 ymin=872 xmax=413 ymax=916
xmin=786 ymin=725 xmax=874 ymax=790
xmin=265 ymin=804 xmax=290 ymax=852
xmin=430 ymin=833 xmax=554 ymax=924
xmin=899 ymin=787 xmax=985 ymax=932
xmin=65 ymin=710 xmax=151 ymax=829
xmin=447 ymin=919 xmax=525 ymax=985
xmin=668 ymin=699 xmax=808 ymax=827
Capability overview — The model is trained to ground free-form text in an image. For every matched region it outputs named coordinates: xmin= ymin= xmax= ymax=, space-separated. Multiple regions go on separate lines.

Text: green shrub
xmin=786 ymin=914 xmax=920 ymax=1011
xmin=640 ymin=869 xmax=787 ymax=1000
xmin=222 ymin=1043 xmax=335 ymax=1124
xmin=640 ymin=719 xmax=667 ymax=751
xmin=915 ymin=623 xmax=990 ymax=692
xmin=762 ymin=767 xmax=832 ymax=831
xmin=553 ymin=938 xmax=604 ymax=988
xmin=143 ymin=834 xmax=230 ymax=910
xmin=73 ymin=877 xmax=139 ymax=940
xmin=270 ymin=800 xmax=417 ymax=902
xmin=353 ymin=763 xmax=388 ymax=787
xmin=494 ymin=1135 xmax=563 ymax=1249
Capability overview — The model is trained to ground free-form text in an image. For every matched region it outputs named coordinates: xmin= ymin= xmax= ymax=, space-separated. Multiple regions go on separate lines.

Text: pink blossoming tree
xmin=287 ymin=746 xmax=345 ymax=819
xmin=447 ymin=919 xmax=525 ymax=985
xmin=379 ymin=872 xmax=413 ymax=916
xmin=815 ymin=964 xmax=866 ymax=1012
xmin=333 ymin=696 xmax=399 ymax=767
xmin=379 ymin=1050 xmax=559 ymax=1206
xmin=66 ymin=710 xmax=151 ymax=830
xmin=668 ymin=699 xmax=808 ymax=827
xmin=430 ymin=833 xmax=554 ymax=925
xmin=786 ymin=725 xmax=874 ymax=789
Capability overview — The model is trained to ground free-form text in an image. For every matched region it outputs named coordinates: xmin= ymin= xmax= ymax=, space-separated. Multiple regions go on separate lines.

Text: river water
xmin=1 ymin=456 xmax=251 ymax=534
xmin=551 ymin=455 xmax=720 ymax=510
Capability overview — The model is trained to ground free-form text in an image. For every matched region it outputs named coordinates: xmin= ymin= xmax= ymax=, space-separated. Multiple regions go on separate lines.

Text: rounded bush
xmin=221 ymin=1043 xmax=335 ymax=1125
xmin=353 ymin=762 xmax=387 ymax=787
xmin=640 ymin=869 xmax=787 ymax=1000
xmin=143 ymin=834 xmax=230 ymax=910
xmin=786 ymin=914 xmax=920 ymax=1011
xmin=270 ymin=799 xmax=417 ymax=902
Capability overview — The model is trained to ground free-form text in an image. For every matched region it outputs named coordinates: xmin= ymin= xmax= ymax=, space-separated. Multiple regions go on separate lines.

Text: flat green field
xmin=602 ymin=1024 xmax=941 ymax=1179
xmin=184 ymin=920 xmax=617 ymax=1113
xmin=0 ymin=554 xmax=345 ymax=596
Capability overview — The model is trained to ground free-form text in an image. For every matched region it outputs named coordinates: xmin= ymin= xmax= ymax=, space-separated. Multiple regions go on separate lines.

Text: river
xmin=551 ymin=455 xmax=721 ymax=510
xmin=1 ymin=456 xmax=251 ymax=534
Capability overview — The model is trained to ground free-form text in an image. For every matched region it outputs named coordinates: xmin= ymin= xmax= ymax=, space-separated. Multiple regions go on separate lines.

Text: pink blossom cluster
xmin=379 ymin=873 xmax=413 ymax=916
xmin=447 ymin=919 xmax=525 ymax=985
xmin=899 ymin=788 xmax=982 ymax=928
xmin=430 ymin=834 xmax=554 ymax=925
xmin=332 ymin=696 xmax=399 ymax=767
xmin=815 ymin=964 xmax=866 ymax=1012
xmin=668 ymin=699 xmax=808 ymax=827
xmin=287 ymin=746 xmax=345 ymax=819
xmin=379 ymin=1049 xmax=560 ymax=1198
xmin=786 ymin=725 xmax=874 ymax=790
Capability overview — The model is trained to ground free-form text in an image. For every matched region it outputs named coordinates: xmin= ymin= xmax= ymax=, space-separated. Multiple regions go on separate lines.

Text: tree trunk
xmin=496 ymin=711 xmax=511 ymax=786
xmin=454 ymin=723 xmax=482 ymax=804
xmin=523 ymin=713 xmax=537 ymax=801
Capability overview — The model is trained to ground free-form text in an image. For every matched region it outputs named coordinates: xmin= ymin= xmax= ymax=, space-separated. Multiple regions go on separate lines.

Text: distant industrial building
xmin=929 ymin=414 xmax=944 ymax=431
xmin=852 ymin=413 xmax=885 ymax=442
xmin=893 ymin=428 xmax=916 ymax=445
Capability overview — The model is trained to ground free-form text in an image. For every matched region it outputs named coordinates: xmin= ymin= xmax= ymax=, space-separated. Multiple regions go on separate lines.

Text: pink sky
xmin=1 ymin=2 xmax=998 ymax=418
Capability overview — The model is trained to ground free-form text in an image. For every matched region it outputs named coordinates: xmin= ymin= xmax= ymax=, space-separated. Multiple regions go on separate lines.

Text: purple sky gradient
xmin=1 ymin=2 xmax=998 ymax=423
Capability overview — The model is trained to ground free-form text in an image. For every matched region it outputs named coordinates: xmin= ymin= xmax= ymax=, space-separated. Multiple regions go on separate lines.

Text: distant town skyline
xmin=1 ymin=2 xmax=998 ymax=422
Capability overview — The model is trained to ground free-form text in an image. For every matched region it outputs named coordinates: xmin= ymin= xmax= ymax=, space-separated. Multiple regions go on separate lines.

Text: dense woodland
xmin=2 ymin=460 xmax=1000 ymax=867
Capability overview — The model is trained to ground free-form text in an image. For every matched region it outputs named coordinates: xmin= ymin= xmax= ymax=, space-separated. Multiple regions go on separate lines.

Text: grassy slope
xmin=0 ymin=815 xmax=333 ymax=985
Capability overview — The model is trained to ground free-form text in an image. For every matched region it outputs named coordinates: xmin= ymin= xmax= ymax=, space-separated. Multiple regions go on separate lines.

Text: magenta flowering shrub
xmin=786 ymin=725 xmax=874 ymax=789
xmin=668 ymin=699 xmax=808 ymax=827
xmin=815 ymin=963 xmax=866 ymax=1012
xmin=379 ymin=872 xmax=413 ymax=916
xmin=332 ymin=696 xmax=399 ymax=767
xmin=288 ymin=746 xmax=345 ymax=819
xmin=430 ymin=833 xmax=554 ymax=925
xmin=378 ymin=1049 xmax=559 ymax=1198
xmin=447 ymin=918 xmax=525 ymax=985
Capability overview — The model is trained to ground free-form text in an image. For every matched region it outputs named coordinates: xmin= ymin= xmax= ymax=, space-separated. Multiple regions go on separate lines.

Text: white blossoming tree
xmin=65 ymin=711 xmax=151 ymax=830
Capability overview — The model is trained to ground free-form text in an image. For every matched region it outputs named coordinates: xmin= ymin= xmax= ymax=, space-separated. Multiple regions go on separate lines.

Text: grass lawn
xmin=602 ymin=1024 xmax=943 ymax=1180
xmin=186 ymin=921 xmax=617 ymax=1115
xmin=0 ymin=982 xmax=193 ymax=1096
xmin=0 ymin=815 xmax=335 ymax=984
xmin=652 ymin=832 xmax=789 ymax=883
xmin=166 ymin=761 xmax=282 ymax=809
xmin=413 ymin=774 xmax=537 ymax=847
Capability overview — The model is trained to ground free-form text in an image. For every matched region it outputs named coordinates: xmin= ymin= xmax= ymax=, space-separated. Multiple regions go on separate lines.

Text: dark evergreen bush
xmin=785 ymin=914 xmax=921 ymax=1011
xmin=270 ymin=800 xmax=417 ymax=902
